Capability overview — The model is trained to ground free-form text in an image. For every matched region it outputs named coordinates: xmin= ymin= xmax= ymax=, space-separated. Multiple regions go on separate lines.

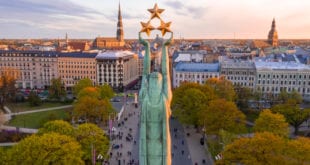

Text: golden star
xmin=140 ymin=21 xmax=155 ymax=36
xmin=148 ymin=3 xmax=165 ymax=19
xmin=157 ymin=20 xmax=171 ymax=36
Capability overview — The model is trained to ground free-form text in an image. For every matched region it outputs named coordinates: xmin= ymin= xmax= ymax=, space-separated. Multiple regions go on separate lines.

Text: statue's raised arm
xmin=161 ymin=32 xmax=173 ymax=101
xmin=139 ymin=32 xmax=151 ymax=76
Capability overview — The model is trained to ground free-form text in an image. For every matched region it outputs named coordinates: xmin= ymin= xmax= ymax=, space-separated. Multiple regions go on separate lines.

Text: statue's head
xmin=148 ymin=72 xmax=162 ymax=102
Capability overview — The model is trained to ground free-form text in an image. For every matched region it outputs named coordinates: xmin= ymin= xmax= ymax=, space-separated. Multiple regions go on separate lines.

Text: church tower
xmin=116 ymin=2 xmax=124 ymax=42
xmin=268 ymin=18 xmax=279 ymax=47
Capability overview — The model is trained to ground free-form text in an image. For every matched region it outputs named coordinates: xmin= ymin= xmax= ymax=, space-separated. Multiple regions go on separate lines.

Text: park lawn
xmin=6 ymin=102 xmax=72 ymax=113
xmin=8 ymin=108 xmax=71 ymax=129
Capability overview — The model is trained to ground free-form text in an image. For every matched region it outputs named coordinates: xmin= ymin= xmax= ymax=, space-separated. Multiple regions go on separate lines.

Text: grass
xmin=6 ymin=102 xmax=72 ymax=113
xmin=8 ymin=108 xmax=71 ymax=129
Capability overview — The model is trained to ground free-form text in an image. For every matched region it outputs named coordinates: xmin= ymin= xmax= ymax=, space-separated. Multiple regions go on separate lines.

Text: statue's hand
xmin=164 ymin=32 xmax=173 ymax=46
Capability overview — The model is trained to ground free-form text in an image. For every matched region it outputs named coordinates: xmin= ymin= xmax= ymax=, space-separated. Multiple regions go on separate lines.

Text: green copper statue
xmin=139 ymin=30 xmax=173 ymax=165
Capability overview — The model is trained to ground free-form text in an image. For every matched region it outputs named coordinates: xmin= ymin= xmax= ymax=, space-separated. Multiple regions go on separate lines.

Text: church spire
xmin=268 ymin=18 xmax=278 ymax=47
xmin=116 ymin=2 xmax=124 ymax=42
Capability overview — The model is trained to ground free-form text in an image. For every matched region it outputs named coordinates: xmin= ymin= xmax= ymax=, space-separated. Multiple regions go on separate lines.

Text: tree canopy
xmin=0 ymin=68 xmax=19 ymax=109
xmin=49 ymin=77 xmax=66 ymax=100
xmin=73 ymin=78 xmax=93 ymax=96
xmin=200 ymin=99 xmax=246 ymax=134
xmin=98 ymin=83 xmax=115 ymax=99
xmin=38 ymin=120 xmax=75 ymax=137
xmin=76 ymin=123 xmax=109 ymax=162
xmin=205 ymin=77 xmax=236 ymax=102
xmin=7 ymin=133 xmax=84 ymax=165
xmin=73 ymin=96 xmax=113 ymax=123
xmin=254 ymin=109 xmax=289 ymax=137
xmin=272 ymin=99 xmax=310 ymax=135
xmin=217 ymin=132 xmax=310 ymax=165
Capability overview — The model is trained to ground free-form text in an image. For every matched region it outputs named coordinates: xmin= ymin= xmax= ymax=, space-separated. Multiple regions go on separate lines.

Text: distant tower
xmin=268 ymin=18 xmax=279 ymax=47
xmin=116 ymin=2 xmax=124 ymax=42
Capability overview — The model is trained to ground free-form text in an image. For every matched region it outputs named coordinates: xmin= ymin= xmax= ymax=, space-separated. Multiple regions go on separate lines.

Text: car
xmin=112 ymin=144 xmax=120 ymax=149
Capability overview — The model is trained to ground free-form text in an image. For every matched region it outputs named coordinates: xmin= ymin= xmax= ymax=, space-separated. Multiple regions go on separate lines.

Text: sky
xmin=0 ymin=0 xmax=310 ymax=39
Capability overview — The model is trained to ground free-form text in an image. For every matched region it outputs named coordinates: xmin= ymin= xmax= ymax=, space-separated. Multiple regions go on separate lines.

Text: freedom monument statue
xmin=138 ymin=3 xmax=173 ymax=165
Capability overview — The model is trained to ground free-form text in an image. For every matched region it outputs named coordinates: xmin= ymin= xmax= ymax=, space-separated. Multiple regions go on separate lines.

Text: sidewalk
xmin=0 ymin=125 xmax=38 ymax=134
xmin=183 ymin=126 xmax=214 ymax=165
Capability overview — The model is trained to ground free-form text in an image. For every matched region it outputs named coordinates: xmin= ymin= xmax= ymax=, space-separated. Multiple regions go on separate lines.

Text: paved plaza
xmin=108 ymin=102 xmax=213 ymax=165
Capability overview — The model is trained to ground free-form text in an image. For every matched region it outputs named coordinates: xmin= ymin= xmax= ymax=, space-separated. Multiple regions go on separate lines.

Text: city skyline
xmin=1 ymin=0 xmax=310 ymax=39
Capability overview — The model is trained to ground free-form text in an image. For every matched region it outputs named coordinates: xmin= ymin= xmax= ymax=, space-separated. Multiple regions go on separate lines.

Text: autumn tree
xmin=254 ymin=109 xmax=289 ymax=137
xmin=73 ymin=78 xmax=93 ymax=96
xmin=7 ymin=133 xmax=84 ymax=164
xmin=200 ymin=99 xmax=246 ymax=134
xmin=77 ymin=87 xmax=100 ymax=100
xmin=38 ymin=120 xmax=75 ymax=137
xmin=217 ymin=132 xmax=310 ymax=165
xmin=76 ymin=123 xmax=109 ymax=163
xmin=73 ymin=96 xmax=113 ymax=123
xmin=272 ymin=99 xmax=310 ymax=135
xmin=49 ymin=77 xmax=66 ymax=100
xmin=205 ymin=77 xmax=236 ymax=101
xmin=0 ymin=68 xmax=19 ymax=109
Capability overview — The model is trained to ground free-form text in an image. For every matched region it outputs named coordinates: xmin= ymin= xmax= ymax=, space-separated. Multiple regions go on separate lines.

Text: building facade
xmin=96 ymin=51 xmax=139 ymax=91
xmin=255 ymin=61 xmax=310 ymax=100
xmin=173 ymin=62 xmax=219 ymax=88
xmin=0 ymin=51 xmax=58 ymax=89
xmin=220 ymin=60 xmax=256 ymax=89
xmin=58 ymin=53 xmax=97 ymax=91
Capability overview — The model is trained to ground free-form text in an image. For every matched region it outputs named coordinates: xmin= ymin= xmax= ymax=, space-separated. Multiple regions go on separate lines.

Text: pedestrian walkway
xmin=0 ymin=125 xmax=38 ymax=134
xmin=183 ymin=126 xmax=214 ymax=165
xmin=11 ymin=105 xmax=73 ymax=115
xmin=109 ymin=103 xmax=140 ymax=165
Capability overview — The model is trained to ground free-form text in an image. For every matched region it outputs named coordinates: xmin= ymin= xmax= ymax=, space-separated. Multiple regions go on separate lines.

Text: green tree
xmin=49 ymin=77 xmax=66 ymax=100
xmin=254 ymin=109 xmax=289 ymax=137
xmin=73 ymin=78 xmax=93 ymax=96
xmin=172 ymin=88 xmax=207 ymax=125
xmin=73 ymin=96 xmax=113 ymax=123
xmin=234 ymin=85 xmax=252 ymax=110
xmin=76 ymin=123 xmax=109 ymax=163
xmin=205 ymin=77 xmax=236 ymax=101
xmin=0 ymin=68 xmax=18 ymax=109
xmin=98 ymin=83 xmax=115 ymax=99
xmin=28 ymin=91 xmax=42 ymax=106
xmin=200 ymin=99 xmax=246 ymax=134
xmin=38 ymin=120 xmax=75 ymax=137
xmin=7 ymin=133 xmax=84 ymax=165
xmin=272 ymin=99 xmax=310 ymax=135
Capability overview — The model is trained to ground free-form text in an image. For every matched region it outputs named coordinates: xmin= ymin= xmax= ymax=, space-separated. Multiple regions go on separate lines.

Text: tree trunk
xmin=294 ymin=125 xmax=299 ymax=135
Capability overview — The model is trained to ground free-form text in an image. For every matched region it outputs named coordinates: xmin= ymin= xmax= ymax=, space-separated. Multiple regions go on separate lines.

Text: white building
xmin=254 ymin=61 xmax=310 ymax=100
xmin=173 ymin=62 xmax=219 ymax=88
xmin=220 ymin=60 xmax=256 ymax=89
xmin=0 ymin=51 xmax=58 ymax=89
xmin=96 ymin=51 xmax=139 ymax=91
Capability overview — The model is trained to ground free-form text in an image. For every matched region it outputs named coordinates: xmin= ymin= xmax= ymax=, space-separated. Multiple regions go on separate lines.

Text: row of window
xmin=257 ymin=80 xmax=310 ymax=86
xmin=258 ymin=73 xmax=310 ymax=79
xmin=258 ymin=86 xmax=310 ymax=93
